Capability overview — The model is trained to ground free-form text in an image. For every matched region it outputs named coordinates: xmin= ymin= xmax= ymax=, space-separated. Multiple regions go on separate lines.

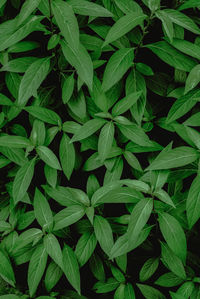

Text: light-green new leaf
xmin=52 ymin=0 xmax=79 ymax=51
xmin=102 ymin=12 xmax=147 ymax=47
xmin=17 ymin=57 xmax=50 ymax=106
xmin=102 ymin=48 xmax=134 ymax=92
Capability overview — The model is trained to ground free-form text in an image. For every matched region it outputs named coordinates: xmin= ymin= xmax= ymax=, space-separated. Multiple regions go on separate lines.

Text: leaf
xmin=123 ymin=151 xmax=143 ymax=172
xmin=94 ymin=215 xmax=114 ymax=256
xmin=102 ymin=48 xmax=134 ymax=92
xmin=75 ymin=232 xmax=97 ymax=267
xmin=43 ymin=233 xmax=63 ymax=269
xmin=161 ymin=242 xmax=186 ymax=279
xmin=185 ymin=64 xmax=200 ymax=94
xmin=59 ymin=133 xmax=75 ymax=180
xmin=44 ymin=261 xmax=63 ymax=292
xmin=139 ymin=258 xmax=159 ymax=282
xmin=155 ymin=10 xmax=174 ymax=43
xmin=155 ymin=272 xmax=184 ymax=287
xmin=93 ymin=277 xmax=119 ymax=293
xmin=52 ymin=0 xmax=79 ymax=51
xmin=114 ymin=0 xmax=143 ymax=14
xmin=12 ymin=158 xmax=36 ymax=205
xmin=162 ymin=9 xmax=200 ymax=34
xmin=153 ymin=189 xmax=175 ymax=208
xmin=34 ymin=188 xmax=53 ymax=232
xmin=53 ymin=205 xmax=85 ymax=231
xmin=36 ymin=145 xmax=61 ymax=170
xmin=24 ymin=106 xmax=61 ymax=125
xmin=0 ymin=250 xmax=15 ymax=287
xmin=17 ymin=0 xmax=42 ymax=27
xmin=117 ymin=123 xmax=153 ymax=147
xmin=13 ymin=228 xmax=43 ymax=252
xmin=102 ymin=12 xmax=147 ymax=47
xmin=146 ymin=146 xmax=199 ymax=170
xmin=62 ymin=73 xmax=75 ymax=104
xmin=158 ymin=212 xmax=187 ymax=263
xmin=184 ymin=112 xmax=200 ymax=126
xmin=62 ymin=244 xmax=81 ymax=294
xmin=145 ymin=41 xmax=196 ymax=72
xmin=0 ymin=135 xmax=31 ymax=148
xmin=166 ymin=89 xmax=200 ymax=124
xmin=70 ymin=118 xmax=106 ymax=143
xmin=98 ymin=122 xmax=115 ymax=162
xmin=127 ymin=198 xmax=153 ymax=246
xmin=61 ymin=40 xmax=93 ymax=91
xmin=124 ymin=283 xmax=136 ymax=299
xmin=67 ymin=0 xmax=113 ymax=17
xmin=0 ymin=16 xmax=44 ymax=52
xmin=178 ymin=0 xmax=200 ymax=11
xmin=112 ymin=91 xmax=142 ymax=116
xmin=186 ymin=175 xmax=200 ymax=229
xmin=0 ymin=93 xmax=13 ymax=106
xmin=28 ymin=244 xmax=48 ymax=297
xmin=137 ymin=283 xmax=166 ymax=299
xmin=0 ymin=57 xmax=38 ymax=73
xmin=17 ymin=57 xmax=50 ymax=106
xmin=169 ymin=38 xmax=200 ymax=60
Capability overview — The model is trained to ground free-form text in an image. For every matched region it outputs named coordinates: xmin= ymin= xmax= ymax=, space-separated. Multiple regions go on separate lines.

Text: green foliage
xmin=1 ymin=0 xmax=200 ymax=298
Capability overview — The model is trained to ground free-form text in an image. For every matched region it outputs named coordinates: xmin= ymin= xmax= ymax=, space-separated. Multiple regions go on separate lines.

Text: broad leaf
xmin=43 ymin=234 xmax=63 ymax=269
xmin=24 ymin=106 xmax=61 ymax=125
xmin=94 ymin=215 xmax=114 ymax=256
xmin=44 ymin=261 xmax=63 ymax=292
xmin=12 ymin=158 xmax=36 ymax=205
xmin=112 ymin=91 xmax=142 ymax=116
xmin=67 ymin=0 xmax=113 ymax=17
xmin=185 ymin=64 xmax=200 ymax=94
xmin=75 ymin=232 xmax=97 ymax=267
xmin=139 ymin=258 xmax=159 ymax=282
xmin=59 ymin=133 xmax=75 ymax=180
xmin=137 ymin=283 xmax=166 ymax=299
xmin=52 ymin=0 xmax=79 ymax=51
xmin=36 ymin=145 xmax=61 ymax=170
xmin=102 ymin=48 xmax=134 ymax=92
xmin=17 ymin=57 xmax=50 ymax=106
xmin=17 ymin=0 xmax=42 ymax=27
xmin=159 ymin=212 xmax=187 ymax=263
xmin=186 ymin=175 xmax=200 ymax=229
xmin=0 ymin=250 xmax=15 ymax=287
xmin=0 ymin=135 xmax=31 ymax=148
xmin=28 ymin=244 xmax=48 ymax=297
xmin=169 ymin=38 xmax=200 ymax=60
xmin=98 ymin=121 xmax=115 ymax=162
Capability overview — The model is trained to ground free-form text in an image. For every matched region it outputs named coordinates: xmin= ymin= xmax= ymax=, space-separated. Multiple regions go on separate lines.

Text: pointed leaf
xmin=75 ymin=232 xmax=97 ymax=267
xmin=94 ymin=215 xmax=114 ymax=256
xmin=17 ymin=0 xmax=42 ymax=27
xmin=0 ymin=250 xmax=15 ymax=287
xmin=112 ymin=91 xmax=142 ymax=116
xmin=24 ymin=106 xmax=61 ymax=125
xmin=43 ymin=233 xmax=63 ymax=269
xmin=186 ymin=175 xmax=200 ymax=229
xmin=36 ymin=145 xmax=61 ymax=170
xmin=185 ymin=64 xmax=200 ymax=94
xmin=0 ymin=135 xmax=31 ymax=148
xmin=67 ymin=0 xmax=113 ymax=17
xmin=59 ymin=133 xmax=75 ymax=180
xmin=98 ymin=122 xmax=115 ymax=162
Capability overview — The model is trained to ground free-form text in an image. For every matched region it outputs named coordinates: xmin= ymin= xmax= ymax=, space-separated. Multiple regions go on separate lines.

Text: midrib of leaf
xmin=109 ymin=49 xmax=132 ymax=76
xmin=160 ymin=214 xmax=181 ymax=249
xmin=31 ymin=247 xmax=46 ymax=290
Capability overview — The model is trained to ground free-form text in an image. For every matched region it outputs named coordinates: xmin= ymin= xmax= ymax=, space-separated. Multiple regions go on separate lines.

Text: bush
xmin=0 ymin=0 xmax=200 ymax=298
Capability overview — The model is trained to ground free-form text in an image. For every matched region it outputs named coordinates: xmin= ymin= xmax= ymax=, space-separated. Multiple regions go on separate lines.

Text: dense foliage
xmin=1 ymin=0 xmax=200 ymax=298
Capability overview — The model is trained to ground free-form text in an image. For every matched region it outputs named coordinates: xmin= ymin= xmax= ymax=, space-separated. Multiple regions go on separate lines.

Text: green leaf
xmin=160 ymin=242 xmax=186 ymax=279
xmin=61 ymin=40 xmax=93 ymax=91
xmin=34 ymin=188 xmax=53 ymax=232
xmin=112 ymin=91 xmax=142 ymax=116
xmin=155 ymin=272 xmax=184 ymax=287
xmin=176 ymin=281 xmax=195 ymax=298
xmin=103 ymin=12 xmax=147 ymax=47
xmin=44 ymin=261 xmax=63 ymax=292
xmin=153 ymin=189 xmax=175 ymax=208
xmin=28 ymin=244 xmax=48 ymax=297
xmin=0 ymin=57 xmax=38 ymax=73
xmin=184 ymin=112 xmax=200 ymax=127
xmin=155 ymin=10 xmax=174 ymax=43
xmin=62 ymin=73 xmax=75 ymax=104
xmin=59 ymin=133 xmax=75 ymax=180
xmin=137 ymin=283 xmax=166 ymax=299
xmin=98 ymin=122 xmax=115 ymax=162
xmin=0 ymin=16 xmax=44 ymax=52
xmin=178 ymin=0 xmax=200 ymax=11
xmin=89 ymin=253 xmax=105 ymax=281
xmin=117 ymin=123 xmax=153 ymax=147
xmin=17 ymin=0 xmax=42 ymax=27
xmin=185 ymin=64 xmax=200 ymax=94
xmin=0 ymin=250 xmax=15 ymax=287
xmin=53 ymin=205 xmax=85 ymax=231
xmin=93 ymin=277 xmax=119 ymax=293
xmin=162 ymin=9 xmax=200 ymax=34
xmin=70 ymin=118 xmax=106 ymax=143
xmin=102 ymin=48 xmax=134 ymax=92
xmin=123 ymin=151 xmax=143 ymax=172
xmin=67 ymin=0 xmax=113 ymax=17
xmin=166 ymin=89 xmax=200 ymax=124
xmin=43 ymin=233 xmax=63 ymax=269
xmin=17 ymin=57 xmax=50 ymax=106
xmin=24 ymin=106 xmax=61 ymax=125
xmin=0 ymin=135 xmax=31 ymax=148
xmin=52 ymin=0 xmax=79 ymax=51
xmin=145 ymin=41 xmax=196 ymax=72
xmin=36 ymin=145 xmax=61 ymax=170
xmin=127 ymin=198 xmax=153 ymax=247
xmin=12 ymin=158 xmax=36 ymax=205
xmin=0 ymin=93 xmax=13 ymax=106
xmin=146 ymin=146 xmax=199 ymax=170
xmin=114 ymin=0 xmax=143 ymax=14
xmin=94 ymin=215 xmax=114 ymax=256
xmin=13 ymin=228 xmax=43 ymax=252
xmin=75 ymin=232 xmax=97 ymax=267
xmin=159 ymin=212 xmax=187 ymax=263
xmin=7 ymin=41 xmax=39 ymax=53
xmin=139 ymin=258 xmax=159 ymax=282
xmin=62 ymin=244 xmax=81 ymax=294
xmin=124 ymin=283 xmax=136 ymax=299
xmin=0 ymin=221 xmax=11 ymax=232
xmin=169 ymin=38 xmax=200 ymax=60
xmin=186 ymin=175 xmax=200 ymax=229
